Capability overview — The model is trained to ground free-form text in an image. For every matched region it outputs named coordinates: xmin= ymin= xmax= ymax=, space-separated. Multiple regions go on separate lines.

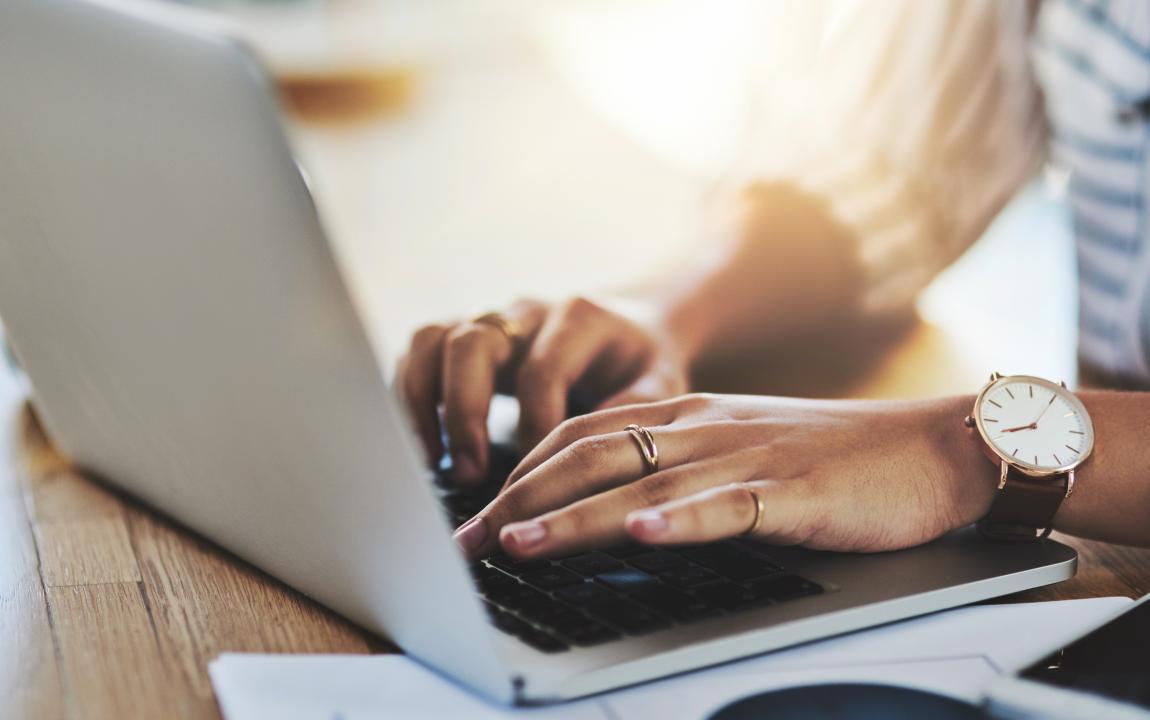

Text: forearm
xmin=652 ymin=183 xmax=863 ymax=368
xmin=1049 ymin=391 xmax=1150 ymax=546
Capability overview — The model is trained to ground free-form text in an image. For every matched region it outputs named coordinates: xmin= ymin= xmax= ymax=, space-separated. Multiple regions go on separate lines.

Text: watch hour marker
xmin=1005 ymin=387 xmax=1015 ymax=399
xmin=1053 ymin=453 xmax=1061 ymax=465
xmin=983 ymin=418 xmax=998 ymax=423
xmin=1063 ymin=412 xmax=1074 ymax=417
xmin=1034 ymin=455 xmax=1039 ymax=465
xmin=988 ymin=399 xmax=1002 ymax=408
xmin=1069 ymin=430 xmax=1084 ymax=435
xmin=1065 ymin=444 xmax=1079 ymax=454
xmin=1012 ymin=448 xmax=1019 ymax=457
xmin=1029 ymin=385 xmax=1034 ymax=398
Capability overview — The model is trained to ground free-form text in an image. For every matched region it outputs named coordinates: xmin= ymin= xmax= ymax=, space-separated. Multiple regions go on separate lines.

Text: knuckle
xmin=444 ymin=412 xmax=483 ymax=439
xmin=512 ymin=297 xmax=546 ymax=314
xmin=682 ymin=392 xmax=717 ymax=407
xmin=558 ymin=509 xmax=591 ymax=537
xmin=564 ymin=435 xmax=612 ymax=468
xmin=555 ymin=415 xmax=594 ymax=443
xmin=491 ymin=484 xmax=530 ymax=519
xmin=634 ymin=473 xmax=677 ymax=507
xmin=411 ymin=324 xmax=448 ymax=350
xmin=560 ymin=295 xmax=603 ymax=322
xmin=680 ymin=499 xmax=707 ymax=532
xmin=445 ymin=325 xmax=489 ymax=355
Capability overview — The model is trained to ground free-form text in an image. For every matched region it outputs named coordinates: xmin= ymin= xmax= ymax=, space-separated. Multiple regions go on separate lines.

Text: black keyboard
xmin=436 ymin=445 xmax=825 ymax=654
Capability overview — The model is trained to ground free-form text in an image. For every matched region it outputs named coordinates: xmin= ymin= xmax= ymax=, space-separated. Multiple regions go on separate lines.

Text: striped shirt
xmin=757 ymin=0 xmax=1150 ymax=385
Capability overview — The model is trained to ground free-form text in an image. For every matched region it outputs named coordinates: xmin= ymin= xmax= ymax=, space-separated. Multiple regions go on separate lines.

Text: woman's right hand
xmin=397 ymin=297 xmax=690 ymax=486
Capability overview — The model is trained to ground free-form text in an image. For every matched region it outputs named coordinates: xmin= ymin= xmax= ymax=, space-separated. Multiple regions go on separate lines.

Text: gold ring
xmin=471 ymin=312 xmax=525 ymax=348
xmin=742 ymin=486 xmax=766 ymax=537
xmin=624 ymin=424 xmax=659 ymax=474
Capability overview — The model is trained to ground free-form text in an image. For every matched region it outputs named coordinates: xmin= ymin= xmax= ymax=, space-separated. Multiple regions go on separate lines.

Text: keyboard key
xmin=604 ymin=543 xmax=649 ymax=559
xmin=473 ymin=561 xmax=515 ymax=584
xmin=556 ymin=582 xmax=617 ymax=607
xmin=477 ymin=574 xmax=516 ymax=594
xmin=628 ymin=551 xmax=687 ymax=575
xmin=492 ymin=608 xmax=534 ymax=637
xmin=486 ymin=581 xmax=550 ymax=610
xmin=519 ymin=628 xmax=569 ymax=653
xmin=691 ymin=581 xmax=758 ymax=610
xmin=658 ymin=565 xmax=719 ymax=588
xmin=517 ymin=603 xmax=588 ymax=627
xmin=522 ymin=565 xmax=584 ymax=590
xmin=677 ymin=544 xmax=779 ymax=581
xmin=634 ymin=588 xmax=722 ymax=624
xmin=488 ymin=555 xmax=551 ymax=575
xmin=562 ymin=553 xmax=624 ymax=576
xmin=746 ymin=574 xmax=824 ymax=602
xmin=559 ymin=619 xmax=621 ymax=646
xmin=595 ymin=568 xmax=660 ymax=595
xmin=588 ymin=599 xmax=670 ymax=635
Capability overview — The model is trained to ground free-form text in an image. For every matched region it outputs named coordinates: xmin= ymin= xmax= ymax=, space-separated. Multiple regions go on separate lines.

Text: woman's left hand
xmin=452 ymin=393 xmax=995 ymax=560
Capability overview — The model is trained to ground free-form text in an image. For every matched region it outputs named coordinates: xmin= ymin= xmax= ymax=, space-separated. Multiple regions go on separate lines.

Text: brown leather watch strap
xmin=977 ymin=465 xmax=1068 ymax=542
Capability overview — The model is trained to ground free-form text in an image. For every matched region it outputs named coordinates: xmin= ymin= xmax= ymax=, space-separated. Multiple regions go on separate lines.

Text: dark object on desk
xmin=707 ymin=683 xmax=987 ymax=720
xmin=1017 ymin=593 xmax=1150 ymax=712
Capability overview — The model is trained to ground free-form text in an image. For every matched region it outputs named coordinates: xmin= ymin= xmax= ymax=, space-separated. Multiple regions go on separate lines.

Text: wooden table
xmin=5 ymin=338 xmax=1150 ymax=720
xmin=5 ymin=56 xmax=1150 ymax=720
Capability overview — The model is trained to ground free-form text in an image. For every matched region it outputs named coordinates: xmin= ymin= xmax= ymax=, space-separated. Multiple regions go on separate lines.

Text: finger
xmin=497 ymin=456 xmax=756 ymax=559
xmin=624 ymin=480 xmax=813 ymax=546
xmin=440 ymin=322 xmax=517 ymax=485
xmin=515 ymin=298 xmax=618 ymax=452
xmin=398 ymin=324 xmax=451 ymax=467
xmin=595 ymin=364 xmax=687 ymax=410
xmin=459 ymin=429 xmax=674 ymax=559
xmin=502 ymin=397 xmax=681 ymax=492
xmin=455 ymin=420 xmax=700 ymax=559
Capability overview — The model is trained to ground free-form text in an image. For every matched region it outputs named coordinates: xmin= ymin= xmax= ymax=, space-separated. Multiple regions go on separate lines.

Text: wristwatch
xmin=964 ymin=373 xmax=1095 ymax=541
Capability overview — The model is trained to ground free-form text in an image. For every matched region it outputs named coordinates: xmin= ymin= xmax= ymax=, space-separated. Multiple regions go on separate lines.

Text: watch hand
xmin=1031 ymin=394 xmax=1057 ymax=428
xmin=1002 ymin=422 xmax=1037 ymax=433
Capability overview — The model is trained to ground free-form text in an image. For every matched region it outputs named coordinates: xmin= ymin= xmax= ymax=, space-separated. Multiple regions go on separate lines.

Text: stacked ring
xmin=624 ymin=424 xmax=659 ymax=474
xmin=471 ymin=312 xmax=526 ymax=350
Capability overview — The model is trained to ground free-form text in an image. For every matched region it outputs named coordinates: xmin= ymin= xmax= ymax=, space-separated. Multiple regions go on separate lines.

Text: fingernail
xmin=629 ymin=510 xmax=669 ymax=536
xmin=453 ymin=517 xmax=488 ymax=554
xmin=503 ymin=521 xmax=547 ymax=550
xmin=454 ymin=453 xmax=482 ymax=483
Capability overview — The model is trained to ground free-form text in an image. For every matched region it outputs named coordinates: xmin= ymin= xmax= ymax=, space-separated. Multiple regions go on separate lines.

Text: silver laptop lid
xmin=0 ymin=0 xmax=513 ymax=701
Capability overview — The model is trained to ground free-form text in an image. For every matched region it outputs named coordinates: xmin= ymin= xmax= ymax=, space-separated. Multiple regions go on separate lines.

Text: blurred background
xmin=153 ymin=0 xmax=1076 ymax=395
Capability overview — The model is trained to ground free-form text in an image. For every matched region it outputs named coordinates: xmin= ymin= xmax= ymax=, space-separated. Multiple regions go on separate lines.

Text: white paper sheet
xmin=211 ymin=597 xmax=1130 ymax=720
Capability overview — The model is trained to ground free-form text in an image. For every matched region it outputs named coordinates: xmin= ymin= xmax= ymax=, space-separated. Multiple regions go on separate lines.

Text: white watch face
xmin=975 ymin=376 xmax=1094 ymax=474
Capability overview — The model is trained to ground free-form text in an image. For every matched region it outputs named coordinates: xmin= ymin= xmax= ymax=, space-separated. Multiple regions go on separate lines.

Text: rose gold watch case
xmin=964 ymin=373 xmax=1095 ymax=486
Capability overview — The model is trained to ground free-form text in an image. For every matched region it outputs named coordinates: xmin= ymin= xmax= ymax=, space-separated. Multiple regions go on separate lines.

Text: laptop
xmin=0 ymin=0 xmax=1077 ymax=705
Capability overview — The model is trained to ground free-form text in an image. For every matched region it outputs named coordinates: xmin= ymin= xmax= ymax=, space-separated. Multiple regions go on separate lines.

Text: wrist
xmin=931 ymin=395 xmax=998 ymax=528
